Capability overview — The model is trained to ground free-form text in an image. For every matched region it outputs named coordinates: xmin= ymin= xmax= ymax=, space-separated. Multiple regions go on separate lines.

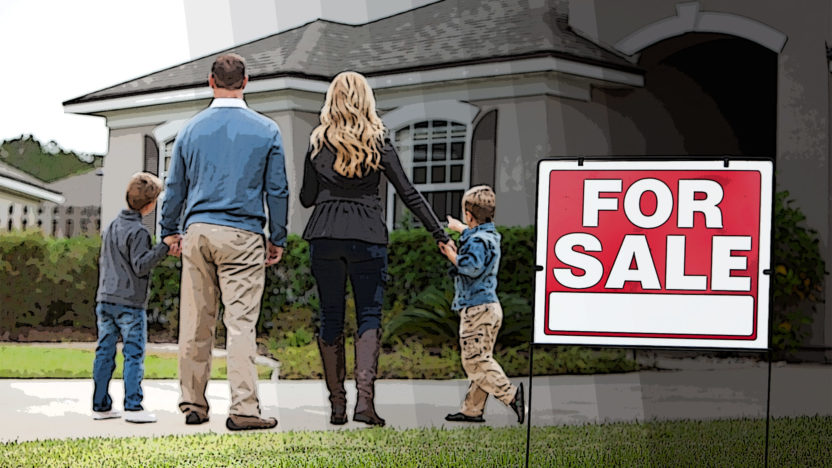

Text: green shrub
xmin=384 ymin=287 xmax=532 ymax=348
xmin=0 ymin=231 xmax=97 ymax=332
xmin=771 ymin=191 xmax=826 ymax=355
xmin=0 ymin=230 xmax=50 ymax=331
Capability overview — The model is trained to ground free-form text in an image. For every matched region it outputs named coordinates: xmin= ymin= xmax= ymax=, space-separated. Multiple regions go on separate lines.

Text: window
xmin=390 ymin=120 xmax=468 ymax=228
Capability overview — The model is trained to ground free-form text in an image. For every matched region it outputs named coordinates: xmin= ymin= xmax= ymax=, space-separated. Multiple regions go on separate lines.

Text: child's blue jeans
xmin=92 ymin=302 xmax=147 ymax=412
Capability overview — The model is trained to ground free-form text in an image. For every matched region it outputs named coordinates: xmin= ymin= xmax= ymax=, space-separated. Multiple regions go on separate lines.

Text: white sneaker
xmin=125 ymin=410 xmax=157 ymax=424
xmin=92 ymin=410 xmax=122 ymax=420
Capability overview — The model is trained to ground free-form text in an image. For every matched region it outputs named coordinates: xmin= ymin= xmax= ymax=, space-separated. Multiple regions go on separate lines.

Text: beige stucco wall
xmin=266 ymin=110 xmax=319 ymax=237
xmin=101 ymin=128 xmax=150 ymax=228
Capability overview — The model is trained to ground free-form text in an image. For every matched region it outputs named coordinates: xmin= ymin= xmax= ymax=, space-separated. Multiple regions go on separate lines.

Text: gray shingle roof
xmin=65 ymin=0 xmax=640 ymax=105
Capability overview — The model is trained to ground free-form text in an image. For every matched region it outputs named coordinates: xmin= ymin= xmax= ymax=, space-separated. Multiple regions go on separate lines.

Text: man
xmin=160 ymin=53 xmax=287 ymax=431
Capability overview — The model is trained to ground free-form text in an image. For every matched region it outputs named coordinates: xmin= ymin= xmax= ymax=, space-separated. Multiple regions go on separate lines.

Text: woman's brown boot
xmin=317 ymin=334 xmax=347 ymax=424
xmin=353 ymin=328 xmax=385 ymax=426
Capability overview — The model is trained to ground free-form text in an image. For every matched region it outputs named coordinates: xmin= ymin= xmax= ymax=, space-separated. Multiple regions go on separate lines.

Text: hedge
xmin=0 ymin=226 xmax=533 ymax=339
xmin=0 ymin=191 xmax=824 ymax=355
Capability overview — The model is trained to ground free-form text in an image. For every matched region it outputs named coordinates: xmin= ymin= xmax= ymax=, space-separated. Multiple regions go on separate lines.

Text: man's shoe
xmin=509 ymin=382 xmax=525 ymax=424
xmin=185 ymin=411 xmax=209 ymax=425
xmin=92 ymin=410 xmax=121 ymax=420
xmin=226 ymin=414 xmax=278 ymax=431
xmin=125 ymin=410 xmax=157 ymax=424
xmin=444 ymin=412 xmax=485 ymax=423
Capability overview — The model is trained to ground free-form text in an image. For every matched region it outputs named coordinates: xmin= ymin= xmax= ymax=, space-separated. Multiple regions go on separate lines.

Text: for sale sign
xmin=533 ymin=159 xmax=772 ymax=349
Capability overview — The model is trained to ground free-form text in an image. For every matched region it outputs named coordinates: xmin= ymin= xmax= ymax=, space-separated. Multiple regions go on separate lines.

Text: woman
xmin=300 ymin=71 xmax=450 ymax=426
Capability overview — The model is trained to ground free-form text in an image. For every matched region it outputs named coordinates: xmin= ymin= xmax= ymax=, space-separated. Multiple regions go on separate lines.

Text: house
xmin=0 ymin=160 xmax=65 ymax=232
xmin=46 ymin=169 xmax=103 ymax=236
xmin=63 ymin=0 xmax=832 ymax=359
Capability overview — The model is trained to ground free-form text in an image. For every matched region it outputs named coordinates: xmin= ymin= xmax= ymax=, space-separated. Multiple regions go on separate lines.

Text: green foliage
xmin=146 ymin=255 xmax=182 ymax=333
xmin=385 ymin=228 xmax=453 ymax=311
xmin=0 ymin=135 xmax=100 ymax=183
xmin=383 ymin=287 xmax=532 ymax=348
xmin=383 ymin=286 xmax=456 ymax=347
xmin=771 ymin=191 xmax=826 ymax=355
xmin=0 ymin=230 xmax=49 ymax=331
xmin=284 ymin=328 xmax=314 ymax=348
xmin=0 ymin=231 xmax=97 ymax=332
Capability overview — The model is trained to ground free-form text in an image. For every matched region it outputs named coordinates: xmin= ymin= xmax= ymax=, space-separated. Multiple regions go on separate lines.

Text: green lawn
xmin=0 ymin=416 xmax=829 ymax=467
xmin=0 ymin=345 xmax=273 ymax=380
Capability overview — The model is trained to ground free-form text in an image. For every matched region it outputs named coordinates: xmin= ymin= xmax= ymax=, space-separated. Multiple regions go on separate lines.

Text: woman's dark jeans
xmin=310 ymin=239 xmax=387 ymax=344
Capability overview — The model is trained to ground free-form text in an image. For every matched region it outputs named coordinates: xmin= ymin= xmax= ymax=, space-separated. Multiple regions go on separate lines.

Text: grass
xmin=0 ymin=345 xmax=273 ymax=380
xmin=0 ymin=416 xmax=829 ymax=467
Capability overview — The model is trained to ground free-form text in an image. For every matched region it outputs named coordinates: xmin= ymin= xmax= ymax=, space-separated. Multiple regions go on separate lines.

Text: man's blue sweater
xmin=159 ymin=98 xmax=289 ymax=245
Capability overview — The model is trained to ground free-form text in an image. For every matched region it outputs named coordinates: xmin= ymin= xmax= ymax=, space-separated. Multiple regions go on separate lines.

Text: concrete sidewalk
xmin=1 ymin=364 xmax=830 ymax=442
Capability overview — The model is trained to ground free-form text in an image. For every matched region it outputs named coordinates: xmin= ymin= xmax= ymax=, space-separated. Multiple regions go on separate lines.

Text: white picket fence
xmin=0 ymin=201 xmax=100 ymax=237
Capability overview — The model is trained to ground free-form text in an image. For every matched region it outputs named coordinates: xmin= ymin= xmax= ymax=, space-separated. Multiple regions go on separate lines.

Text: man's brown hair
xmin=126 ymin=172 xmax=163 ymax=211
xmin=211 ymin=53 xmax=246 ymax=90
xmin=462 ymin=185 xmax=496 ymax=224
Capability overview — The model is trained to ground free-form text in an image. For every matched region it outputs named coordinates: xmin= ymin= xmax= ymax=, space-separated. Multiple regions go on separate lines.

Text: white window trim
xmin=383 ymin=101 xmax=479 ymax=230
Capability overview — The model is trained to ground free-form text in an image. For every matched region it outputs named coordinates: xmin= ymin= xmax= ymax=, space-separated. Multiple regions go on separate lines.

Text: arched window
xmin=381 ymin=100 xmax=479 ymax=230
xmin=390 ymin=120 xmax=468 ymax=227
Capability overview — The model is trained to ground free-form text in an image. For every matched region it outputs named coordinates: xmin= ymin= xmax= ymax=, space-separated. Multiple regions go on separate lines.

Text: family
xmin=91 ymin=54 xmax=525 ymax=430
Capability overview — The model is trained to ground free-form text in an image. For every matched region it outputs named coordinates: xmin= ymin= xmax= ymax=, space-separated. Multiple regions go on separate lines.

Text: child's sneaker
xmin=92 ymin=410 xmax=121 ymax=420
xmin=125 ymin=410 xmax=157 ymax=424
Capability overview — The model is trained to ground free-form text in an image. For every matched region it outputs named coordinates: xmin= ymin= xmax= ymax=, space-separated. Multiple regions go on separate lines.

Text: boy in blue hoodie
xmin=92 ymin=172 xmax=180 ymax=423
xmin=439 ymin=185 xmax=524 ymax=424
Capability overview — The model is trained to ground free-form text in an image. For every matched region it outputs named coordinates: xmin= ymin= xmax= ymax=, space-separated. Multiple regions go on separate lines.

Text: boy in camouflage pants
xmin=439 ymin=185 xmax=525 ymax=423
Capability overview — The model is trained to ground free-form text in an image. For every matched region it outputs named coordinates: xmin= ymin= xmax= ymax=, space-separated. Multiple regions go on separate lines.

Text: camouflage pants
xmin=459 ymin=302 xmax=517 ymax=416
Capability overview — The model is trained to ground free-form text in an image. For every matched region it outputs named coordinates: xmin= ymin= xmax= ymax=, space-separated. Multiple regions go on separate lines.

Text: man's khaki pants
xmin=179 ymin=223 xmax=265 ymax=418
xmin=459 ymin=302 xmax=517 ymax=416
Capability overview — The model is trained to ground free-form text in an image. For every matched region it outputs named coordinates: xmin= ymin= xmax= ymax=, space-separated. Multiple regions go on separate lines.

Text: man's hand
xmin=446 ymin=215 xmax=466 ymax=233
xmin=266 ymin=241 xmax=284 ymax=266
xmin=163 ymin=234 xmax=182 ymax=257
xmin=438 ymin=240 xmax=458 ymax=265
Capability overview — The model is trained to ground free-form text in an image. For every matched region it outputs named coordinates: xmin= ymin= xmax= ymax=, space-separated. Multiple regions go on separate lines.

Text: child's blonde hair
xmin=126 ymin=172 xmax=163 ymax=211
xmin=462 ymin=185 xmax=496 ymax=224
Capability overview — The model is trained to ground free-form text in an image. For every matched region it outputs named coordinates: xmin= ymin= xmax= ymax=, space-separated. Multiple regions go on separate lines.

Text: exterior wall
xmin=468 ymin=84 xmax=678 ymax=227
xmin=265 ymin=110 xmax=319 ymax=237
xmin=101 ymin=128 xmax=151 ymax=228
xmin=47 ymin=171 xmax=103 ymax=209
xmin=569 ymin=0 xmax=832 ymax=354
xmin=465 ymin=96 xmax=549 ymax=226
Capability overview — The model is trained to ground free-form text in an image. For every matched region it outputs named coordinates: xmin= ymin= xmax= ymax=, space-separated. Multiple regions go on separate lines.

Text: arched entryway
xmin=637 ymin=32 xmax=777 ymax=158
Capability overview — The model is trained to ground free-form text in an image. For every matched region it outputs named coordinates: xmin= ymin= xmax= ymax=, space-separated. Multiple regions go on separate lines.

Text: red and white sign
xmin=533 ymin=159 xmax=772 ymax=349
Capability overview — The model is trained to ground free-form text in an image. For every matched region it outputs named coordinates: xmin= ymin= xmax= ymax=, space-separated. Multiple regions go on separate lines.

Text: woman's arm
xmin=299 ymin=147 xmax=319 ymax=208
xmin=381 ymin=142 xmax=450 ymax=244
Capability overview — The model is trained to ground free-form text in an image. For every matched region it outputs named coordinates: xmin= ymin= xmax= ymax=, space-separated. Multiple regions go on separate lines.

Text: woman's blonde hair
xmin=310 ymin=71 xmax=386 ymax=178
